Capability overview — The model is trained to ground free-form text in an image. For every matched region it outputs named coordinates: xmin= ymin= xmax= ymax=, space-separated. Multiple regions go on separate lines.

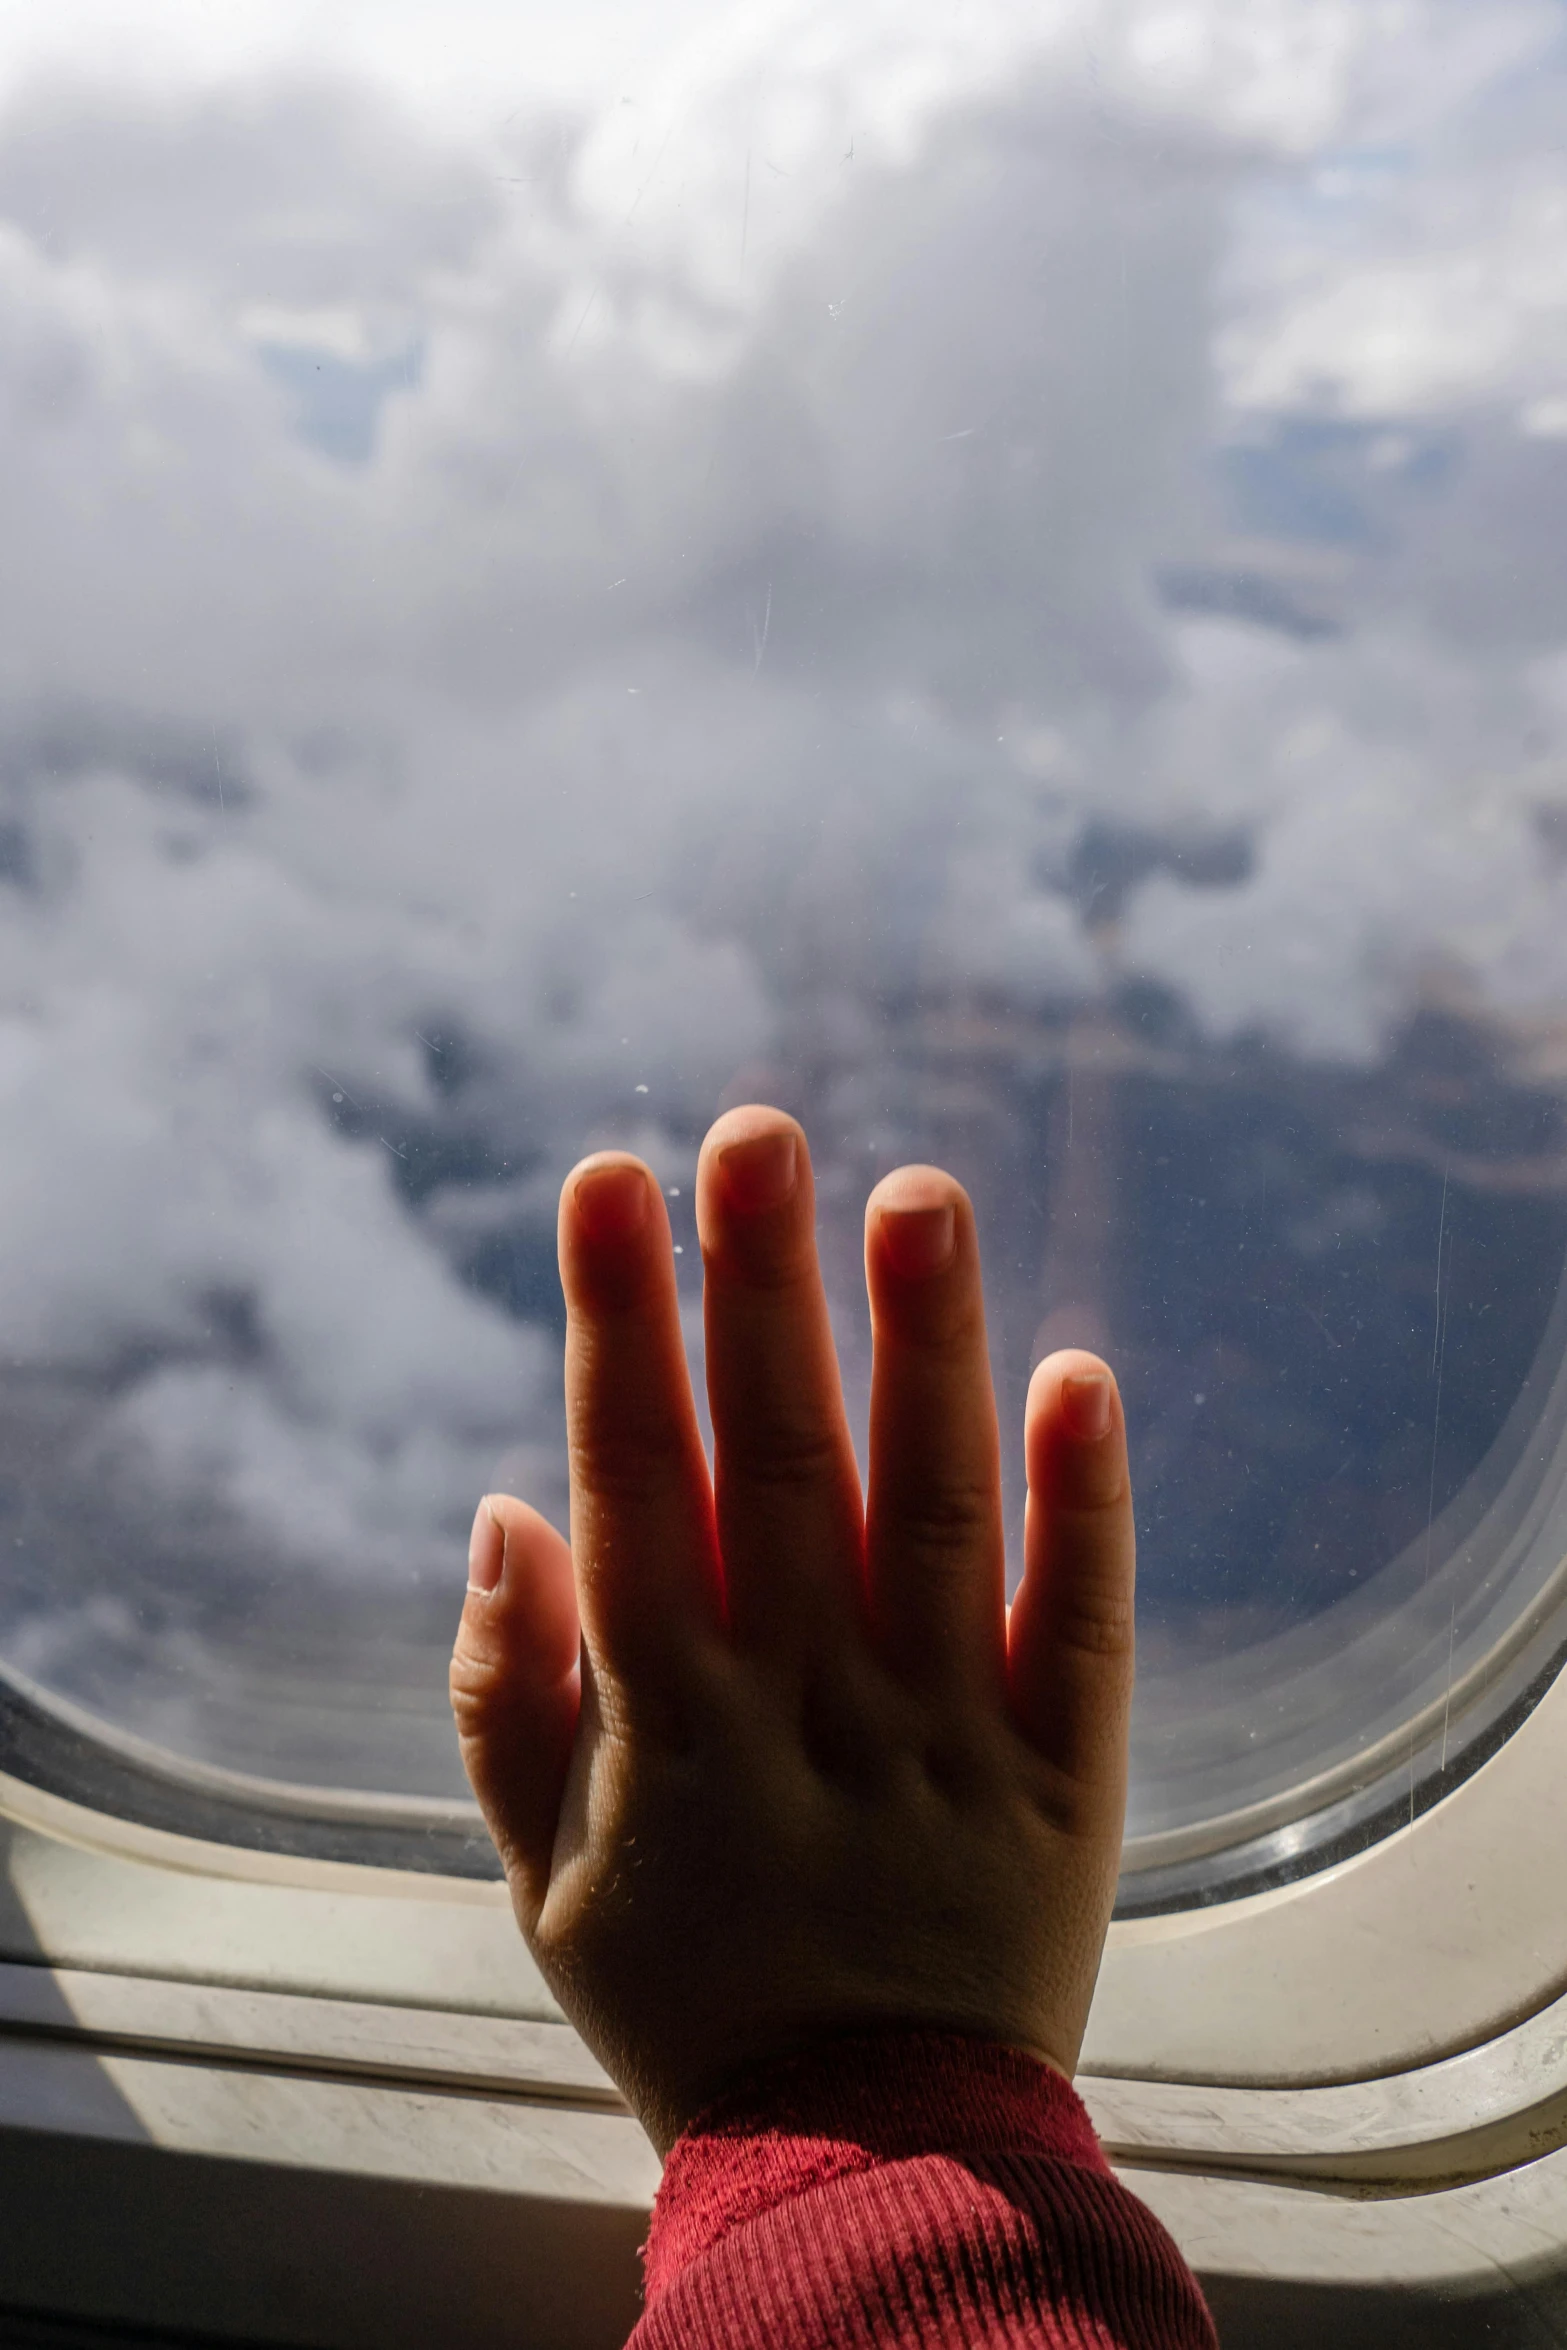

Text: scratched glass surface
xmin=2 ymin=0 xmax=1567 ymax=1845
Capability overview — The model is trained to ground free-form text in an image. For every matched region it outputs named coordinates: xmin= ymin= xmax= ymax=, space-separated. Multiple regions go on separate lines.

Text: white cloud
xmin=0 ymin=0 xmax=1564 ymax=1711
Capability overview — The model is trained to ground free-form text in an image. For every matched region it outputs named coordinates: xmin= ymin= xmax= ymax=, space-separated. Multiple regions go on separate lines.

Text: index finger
xmin=559 ymin=1154 xmax=723 ymax=1690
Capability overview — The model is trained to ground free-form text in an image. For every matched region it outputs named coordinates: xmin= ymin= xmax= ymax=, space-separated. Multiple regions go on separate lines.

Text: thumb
xmin=450 ymin=1494 xmax=581 ymax=1923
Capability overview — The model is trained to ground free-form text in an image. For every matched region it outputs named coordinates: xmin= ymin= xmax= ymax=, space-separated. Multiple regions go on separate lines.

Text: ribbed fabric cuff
xmin=643 ymin=2028 xmax=1110 ymax=2300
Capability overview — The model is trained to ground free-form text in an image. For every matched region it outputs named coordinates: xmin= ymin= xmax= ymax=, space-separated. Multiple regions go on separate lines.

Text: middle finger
xmin=863 ymin=1165 xmax=1007 ymax=1696
xmin=696 ymin=1106 xmax=865 ymax=1658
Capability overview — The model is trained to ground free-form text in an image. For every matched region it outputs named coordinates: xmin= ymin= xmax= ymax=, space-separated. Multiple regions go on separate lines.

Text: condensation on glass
xmin=1 ymin=0 xmax=1566 ymax=1899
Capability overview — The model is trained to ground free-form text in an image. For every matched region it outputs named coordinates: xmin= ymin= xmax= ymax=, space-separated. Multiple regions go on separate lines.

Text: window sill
xmin=6 ymin=1634 xmax=1567 ymax=2343
xmin=3 ymin=1969 xmax=1566 ymax=2348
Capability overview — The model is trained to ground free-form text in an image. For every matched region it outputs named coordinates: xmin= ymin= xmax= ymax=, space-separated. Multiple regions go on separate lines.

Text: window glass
xmin=3 ymin=0 xmax=1566 ymax=1893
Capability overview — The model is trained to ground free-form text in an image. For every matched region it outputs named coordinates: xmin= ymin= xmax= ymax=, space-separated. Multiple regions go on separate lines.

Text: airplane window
xmin=1 ymin=0 xmax=1564 ymax=1907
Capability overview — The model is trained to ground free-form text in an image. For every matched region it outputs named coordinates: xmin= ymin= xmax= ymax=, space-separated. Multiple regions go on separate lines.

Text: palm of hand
xmin=451 ymin=1107 xmax=1135 ymax=2155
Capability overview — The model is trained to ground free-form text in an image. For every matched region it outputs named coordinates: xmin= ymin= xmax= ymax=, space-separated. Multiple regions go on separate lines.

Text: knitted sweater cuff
xmin=643 ymin=2028 xmax=1111 ymax=2299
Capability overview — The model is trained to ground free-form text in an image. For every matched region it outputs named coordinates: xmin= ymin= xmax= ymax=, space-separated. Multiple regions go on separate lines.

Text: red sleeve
xmin=628 ymin=2029 xmax=1217 ymax=2349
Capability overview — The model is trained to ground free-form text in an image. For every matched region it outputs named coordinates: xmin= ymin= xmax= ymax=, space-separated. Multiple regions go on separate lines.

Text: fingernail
xmin=719 ymin=1129 xmax=798 ymax=1214
xmin=1061 ymin=1372 xmax=1112 ymax=1442
xmin=880 ymin=1203 xmax=956 ymax=1279
xmin=467 ymin=1498 xmax=504 ymax=1595
xmin=574 ymin=1162 xmax=650 ymax=1242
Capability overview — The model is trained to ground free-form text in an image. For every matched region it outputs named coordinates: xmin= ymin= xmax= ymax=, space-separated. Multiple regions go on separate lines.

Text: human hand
xmin=450 ymin=1106 xmax=1136 ymax=2156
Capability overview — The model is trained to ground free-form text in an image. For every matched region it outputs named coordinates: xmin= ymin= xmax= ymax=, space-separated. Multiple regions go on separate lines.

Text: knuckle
xmin=894 ymin=1478 xmax=996 ymax=1562
xmin=568 ymin=1418 xmax=688 ymax=1505
xmin=797 ymin=1662 xmax=891 ymax=1799
xmin=912 ymin=1296 xmax=988 ymax=1350
xmin=725 ymin=1414 xmax=844 ymax=1493
xmin=709 ymin=1227 xmax=818 ymax=1294
xmin=919 ymin=1720 xmax=998 ymax=1807
xmin=1059 ymin=1456 xmax=1133 ymax=1512
xmin=1055 ymin=1584 xmax=1136 ymax=1661
xmin=448 ymin=1636 xmax=509 ymax=1737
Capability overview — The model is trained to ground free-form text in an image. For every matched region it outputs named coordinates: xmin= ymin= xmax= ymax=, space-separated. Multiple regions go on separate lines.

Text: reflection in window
xmin=2 ymin=2 xmax=1567 ymax=1891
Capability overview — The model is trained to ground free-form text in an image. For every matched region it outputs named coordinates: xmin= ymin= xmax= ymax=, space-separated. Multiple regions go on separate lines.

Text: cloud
xmin=0 ymin=0 xmax=1565 ymax=1792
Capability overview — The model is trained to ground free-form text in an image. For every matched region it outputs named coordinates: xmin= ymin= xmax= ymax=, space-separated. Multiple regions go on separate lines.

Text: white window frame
xmin=3 ymin=1630 xmax=1567 ymax=2345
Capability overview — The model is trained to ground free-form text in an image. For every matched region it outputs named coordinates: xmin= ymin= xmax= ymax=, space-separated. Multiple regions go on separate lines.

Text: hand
xmin=450 ymin=1105 xmax=1136 ymax=2155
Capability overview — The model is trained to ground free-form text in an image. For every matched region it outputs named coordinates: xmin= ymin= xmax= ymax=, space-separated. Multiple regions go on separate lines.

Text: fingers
xmin=451 ymin=1494 xmax=581 ymax=1923
xmin=864 ymin=1167 xmax=1007 ymax=1692
xmin=1008 ymin=1350 xmax=1135 ymax=1826
xmin=559 ymin=1154 xmax=722 ymax=1686
xmin=695 ymin=1107 xmax=864 ymax=1656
